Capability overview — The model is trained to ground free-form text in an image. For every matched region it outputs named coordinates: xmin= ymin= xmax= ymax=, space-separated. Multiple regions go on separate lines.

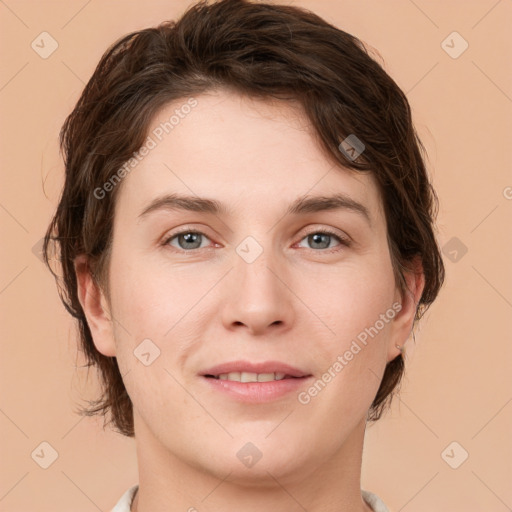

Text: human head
xmin=43 ymin=0 xmax=444 ymax=439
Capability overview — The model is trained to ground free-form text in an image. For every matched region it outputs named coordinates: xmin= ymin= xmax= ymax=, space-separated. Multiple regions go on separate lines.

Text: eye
xmin=297 ymin=229 xmax=350 ymax=251
xmin=162 ymin=228 xmax=350 ymax=253
xmin=163 ymin=230 xmax=212 ymax=251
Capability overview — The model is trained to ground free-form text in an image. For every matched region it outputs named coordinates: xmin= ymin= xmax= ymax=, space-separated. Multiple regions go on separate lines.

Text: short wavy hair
xmin=43 ymin=0 xmax=445 ymax=437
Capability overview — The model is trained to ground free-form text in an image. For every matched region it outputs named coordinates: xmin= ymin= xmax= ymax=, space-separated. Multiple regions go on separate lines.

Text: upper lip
xmin=201 ymin=360 xmax=311 ymax=378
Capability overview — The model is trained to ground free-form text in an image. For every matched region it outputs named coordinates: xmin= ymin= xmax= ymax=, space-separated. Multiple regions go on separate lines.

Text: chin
xmin=202 ymin=435 xmax=314 ymax=486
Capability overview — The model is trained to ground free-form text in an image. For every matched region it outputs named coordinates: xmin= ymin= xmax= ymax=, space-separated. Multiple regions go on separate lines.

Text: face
xmin=79 ymin=89 xmax=420 ymax=487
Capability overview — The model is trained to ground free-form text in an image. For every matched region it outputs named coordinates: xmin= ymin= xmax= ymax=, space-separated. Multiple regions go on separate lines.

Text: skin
xmin=76 ymin=89 xmax=424 ymax=512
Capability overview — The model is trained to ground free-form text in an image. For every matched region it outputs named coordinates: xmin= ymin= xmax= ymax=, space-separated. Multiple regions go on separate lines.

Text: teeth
xmin=241 ymin=372 xmax=258 ymax=382
xmin=216 ymin=372 xmax=288 ymax=382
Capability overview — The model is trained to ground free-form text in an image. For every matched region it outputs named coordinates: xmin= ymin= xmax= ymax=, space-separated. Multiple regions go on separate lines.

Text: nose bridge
xmin=222 ymin=234 xmax=293 ymax=334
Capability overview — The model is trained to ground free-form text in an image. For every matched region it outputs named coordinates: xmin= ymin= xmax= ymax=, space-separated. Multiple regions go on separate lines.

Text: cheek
xmin=107 ymin=256 xmax=220 ymax=385
xmin=302 ymin=261 xmax=396 ymax=403
xmin=315 ymin=260 xmax=397 ymax=345
xmin=109 ymin=258 xmax=197 ymax=336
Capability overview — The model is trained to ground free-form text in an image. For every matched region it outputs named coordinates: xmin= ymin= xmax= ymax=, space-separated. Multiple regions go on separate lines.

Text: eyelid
xmin=161 ymin=225 xmax=216 ymax=248
xmin=295 ymin=227 xmax=351 ymax=252
xmin=300 ymin=225 xmax=351 ymax=244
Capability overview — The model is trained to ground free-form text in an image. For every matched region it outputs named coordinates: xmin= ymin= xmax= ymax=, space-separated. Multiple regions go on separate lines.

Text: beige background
xmin=1 ymin=1 xmax=511 ymax=511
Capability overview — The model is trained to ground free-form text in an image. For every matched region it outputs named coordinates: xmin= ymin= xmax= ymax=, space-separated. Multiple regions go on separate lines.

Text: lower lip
xmin=201 ymin=376 xmax=312 ymax=403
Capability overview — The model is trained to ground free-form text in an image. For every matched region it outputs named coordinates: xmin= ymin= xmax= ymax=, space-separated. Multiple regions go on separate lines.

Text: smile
xmin=200 ymin=361 xmax=312 ymax=403
xmin=206 ymin=371 xmax=291 ymax=382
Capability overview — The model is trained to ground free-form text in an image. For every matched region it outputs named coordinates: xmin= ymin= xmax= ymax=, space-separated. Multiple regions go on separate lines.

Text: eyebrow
xmin=137 ymin=192 xmax=371 ymax=225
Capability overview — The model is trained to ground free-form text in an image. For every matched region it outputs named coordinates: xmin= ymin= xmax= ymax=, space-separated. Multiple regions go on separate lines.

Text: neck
xmin=131 ymin=414 xmax=373 ymax=512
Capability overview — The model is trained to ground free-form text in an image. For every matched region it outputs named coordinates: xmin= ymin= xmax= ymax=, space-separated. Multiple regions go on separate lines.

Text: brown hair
xmin=43 ymin=0 xmax=445 ymax=437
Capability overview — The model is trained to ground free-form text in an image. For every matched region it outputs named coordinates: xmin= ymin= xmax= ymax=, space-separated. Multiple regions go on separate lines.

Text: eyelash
xmin=162 ymin=227 xmax=351 ymax=253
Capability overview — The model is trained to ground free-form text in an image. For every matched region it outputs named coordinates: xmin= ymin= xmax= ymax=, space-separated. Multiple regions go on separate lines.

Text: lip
xmin=200 ymin=360 xmax=313 ymax=403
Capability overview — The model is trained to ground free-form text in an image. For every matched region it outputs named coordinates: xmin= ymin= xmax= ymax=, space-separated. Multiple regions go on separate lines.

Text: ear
xmin=74 ymin=254 xmax=116 ymax=357
xmin=387 ymin=256 xmax=425 ymax=361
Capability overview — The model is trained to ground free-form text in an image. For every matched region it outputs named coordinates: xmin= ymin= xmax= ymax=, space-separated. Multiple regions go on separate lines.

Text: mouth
xmin=204 ymin=371 xmax=300 ymax=382
xmin=200 ymin=361 xmax=312 ymax=402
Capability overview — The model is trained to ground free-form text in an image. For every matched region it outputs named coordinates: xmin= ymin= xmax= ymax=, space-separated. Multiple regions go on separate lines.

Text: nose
xmin=220 ymin=246 xmax=295 ymax=336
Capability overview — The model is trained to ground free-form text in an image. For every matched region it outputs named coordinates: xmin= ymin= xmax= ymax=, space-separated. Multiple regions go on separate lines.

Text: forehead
xmin=114 ymin=89 xmax=384 ymax=225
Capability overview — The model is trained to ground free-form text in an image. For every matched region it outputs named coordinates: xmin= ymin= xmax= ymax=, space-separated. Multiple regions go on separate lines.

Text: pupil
xmin=181 ymin=233 xmax=200 ymax=249
xmin=311 ymin=233 xmax=329 ymax=249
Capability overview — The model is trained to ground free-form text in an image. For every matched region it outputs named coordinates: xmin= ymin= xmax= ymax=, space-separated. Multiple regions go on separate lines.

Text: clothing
xmin=361 ymin=489 xmax=390 ymax=512
xmin=110 ymin=485 xmax=137 ymax=512
xmin=111 ymin=484 xmax=390 ymax=512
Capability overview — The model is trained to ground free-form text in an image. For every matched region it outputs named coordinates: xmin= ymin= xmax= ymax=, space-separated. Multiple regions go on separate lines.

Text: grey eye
xmin=166 ymin=231 xmax=210 ymax=250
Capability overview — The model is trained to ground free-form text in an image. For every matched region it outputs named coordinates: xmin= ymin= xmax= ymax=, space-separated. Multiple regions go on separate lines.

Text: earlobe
xmin=74 ymin=255 xmax=116 ymax=357
xmin=387 ymin=257 xmax=425 ymax=361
